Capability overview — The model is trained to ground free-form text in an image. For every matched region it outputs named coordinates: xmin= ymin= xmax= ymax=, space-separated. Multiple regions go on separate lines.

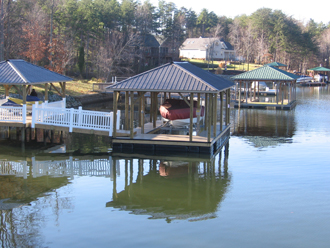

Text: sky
xmin=148 ymin=0 xmax=330 ymax=24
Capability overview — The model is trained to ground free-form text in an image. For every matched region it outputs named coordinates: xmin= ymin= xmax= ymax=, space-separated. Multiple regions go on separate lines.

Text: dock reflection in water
xmin=0 ymin=143 xmax=230 ymax=246
xmin=107 ymin=147 xmax=231 ymax=222
xmin=231 ymin=108 xmax=296 ymax=147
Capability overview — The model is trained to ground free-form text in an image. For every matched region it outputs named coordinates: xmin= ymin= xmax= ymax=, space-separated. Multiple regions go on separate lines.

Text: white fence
xmin=43 ymin=98 xmax=66 ymax=108
xmin=0 ymin=105 xmax=26 ymax=123
xmin=0 ymin=99 xmax=120 ymax=136
xmin=0 ymin=157 xmax=120 ymax=178
xmin=31 ymin=102 xmax=120 ymax=136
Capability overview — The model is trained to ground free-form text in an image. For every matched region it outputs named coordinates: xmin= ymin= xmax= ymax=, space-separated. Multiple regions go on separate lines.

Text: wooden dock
xmin=234 ymin=99 xmax=296 ymax=110
xmin=112 ymin=120 xmax=231 ymax=155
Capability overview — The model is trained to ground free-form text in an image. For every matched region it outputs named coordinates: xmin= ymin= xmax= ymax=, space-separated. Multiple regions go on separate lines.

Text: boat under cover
xmin=159 ymin=99 xmax=204 ymax=121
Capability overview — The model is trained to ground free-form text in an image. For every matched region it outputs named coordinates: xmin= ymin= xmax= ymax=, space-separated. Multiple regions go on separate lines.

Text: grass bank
xmin=0 ymin=79 xmax=98 ymax=97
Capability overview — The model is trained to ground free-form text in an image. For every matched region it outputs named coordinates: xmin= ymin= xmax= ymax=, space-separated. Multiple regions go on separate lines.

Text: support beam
xmin=220 ymin=91 xmax=223 ymax=132
xmin=141 ymin=92 xmax=145 ymax=134
xmin=130 ymin=91 xmax=134 ymax=139
xmin=125 ymin=91 xmax=129 ymax=130
xmin=197 ymin=93 xmax=201 ymax=134
xmin=207 ymin=93 xmax=211 ymax=143
xmin=189 ymin=93 xmax=193 ymax=142
xmin=213 ymin=93 xmax=217 ymax=137
xmin=22 ymin=85 xmax=27 ymax=104
xmin=45 ymin=83 xmax=49 ymax=102
xmin=112 ymin=91 xmax=119 ymax=138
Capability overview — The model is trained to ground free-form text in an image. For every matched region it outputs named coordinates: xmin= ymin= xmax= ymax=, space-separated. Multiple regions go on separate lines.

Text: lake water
xmin=1 ymin=86 xmax=330 ymax=248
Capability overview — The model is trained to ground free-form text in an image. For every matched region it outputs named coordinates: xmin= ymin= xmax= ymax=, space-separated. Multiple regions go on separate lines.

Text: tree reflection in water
xmin=107 ymin=144 xmax=231 ymax=222
xmin=0 ymin=175 xmax=71 ymax=247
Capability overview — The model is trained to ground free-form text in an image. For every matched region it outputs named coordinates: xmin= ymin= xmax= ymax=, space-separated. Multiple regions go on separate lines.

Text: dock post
xmin=125 ymin=91 xmax=129 ymax=130
xmin=220 ymin=92 xmax=223 ymax=132
xmin=189 ymin=93 xmax=193 ymax=141
xmin=141 ymin=92 xmax=145 ymax=134
xmin=213 ymin=93 xmax=217 ymax=137
xmin=130 ymin=91 xmax=134 ymax=139
xmin=112 ymin=91 xmax=118 ymax=138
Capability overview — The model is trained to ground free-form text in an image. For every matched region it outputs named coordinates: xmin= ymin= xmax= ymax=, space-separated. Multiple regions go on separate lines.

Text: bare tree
xmin=319 ymin=28 xmax=330 ymax=68
xmin=96 ymin=30 xmax=141 ymax=82
xmin=206 ymin=24 xmax=224 ymax=70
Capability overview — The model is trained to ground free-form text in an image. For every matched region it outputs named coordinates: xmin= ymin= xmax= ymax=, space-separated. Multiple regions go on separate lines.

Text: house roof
xmin=180 ymin=37 xmax=234 ymax=51
xmin=307 ymin=66 xmax=330 ymax=72
xmin=106 ymin=62 xmax=234 ymax=93
xmin=264 ymin=62 xmax=287 ymax=67
xmin=137 ymin=34 xmax=160 ymax=47
xmin=0 ymin=59 xmax=72 ymax=85
xmin=231 ymin=66 xmax=299 ymax=81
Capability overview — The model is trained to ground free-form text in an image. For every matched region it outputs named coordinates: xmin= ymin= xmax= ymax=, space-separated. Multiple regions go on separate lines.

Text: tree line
xmin=0 ymin=0 xmax=329 ymax=79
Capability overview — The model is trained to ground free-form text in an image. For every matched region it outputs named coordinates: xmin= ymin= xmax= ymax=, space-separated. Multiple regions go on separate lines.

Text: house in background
xmin=179 ymin=37 xmax=235 ymax=61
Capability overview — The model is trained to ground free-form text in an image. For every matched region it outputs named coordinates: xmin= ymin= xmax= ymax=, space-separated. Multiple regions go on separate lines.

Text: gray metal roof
xmin=180 ymin=37 xmax=234 ymax=51
xmin=0 ymin=59 xmax=72 ymax=85
xmin=106 ymin=62 xmax=234 ymax=93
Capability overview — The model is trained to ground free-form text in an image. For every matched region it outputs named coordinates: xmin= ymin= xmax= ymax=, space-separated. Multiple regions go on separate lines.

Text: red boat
xmin=159 ymin=99 xmax=204 ymax=127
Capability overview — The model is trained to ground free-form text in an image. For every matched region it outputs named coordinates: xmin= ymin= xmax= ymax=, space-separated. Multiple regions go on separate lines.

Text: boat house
xmin=0 ymin=59 xmax=72 ymax=127
xmin=231 ymin=65 xmax=299 ymax=110
xmin=106 ymin=62 xmax=234 ymax=155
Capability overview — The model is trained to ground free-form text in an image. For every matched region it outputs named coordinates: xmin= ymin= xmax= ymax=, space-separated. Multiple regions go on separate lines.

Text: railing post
xmin=69 ymin=108 xmax=74 ymax=132
xmin=109 ymin=112 xmax=113 ymax=136
xmin=41 ymin=102 xmax=45 ymax=123
xmin=62 ymin=98 xmax=66 ymax=108
xmin=22 ymin=104 xmax=27 ymax=124
xmin=31 ymin=103 xmax=36 ymax=128
xmin=116 ymin=110 xmax=120 ymax=130
xmin=78 ymin=106 xmax=83 ymax=128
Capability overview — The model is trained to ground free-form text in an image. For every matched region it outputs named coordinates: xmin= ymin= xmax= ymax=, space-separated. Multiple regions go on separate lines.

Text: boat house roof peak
xmin=231 ymin=65 xmax=299 ymax=81
xmin=106 ymin=62 xmax=234 ymax=93
xmin=0 ymin=59 xmax=72 ymax=85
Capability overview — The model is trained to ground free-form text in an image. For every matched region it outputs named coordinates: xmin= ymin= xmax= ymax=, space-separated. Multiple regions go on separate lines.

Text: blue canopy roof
xmin=0 ymin=59 xmax=72 ymax=85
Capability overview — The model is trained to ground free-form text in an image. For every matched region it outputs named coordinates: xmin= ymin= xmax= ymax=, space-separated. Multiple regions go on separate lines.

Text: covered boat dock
xmin=106 ymin=62 xmax=234 ymax=155
xmin=231 ymin=65 xmax=299 ymax=110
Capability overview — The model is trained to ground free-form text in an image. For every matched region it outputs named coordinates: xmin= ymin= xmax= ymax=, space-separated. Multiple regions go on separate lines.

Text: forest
xmin=0 ymin=0 xmax=330 ymax=80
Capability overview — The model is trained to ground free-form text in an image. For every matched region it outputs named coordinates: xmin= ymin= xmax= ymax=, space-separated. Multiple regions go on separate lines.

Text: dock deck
xmin=112 ymin=120 xmax=231 ymax=155
xmin=234 ymin=99 xmax=296 ymax=110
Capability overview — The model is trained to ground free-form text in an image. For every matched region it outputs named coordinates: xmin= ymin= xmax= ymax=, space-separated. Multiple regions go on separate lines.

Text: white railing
xmin=31 ymin=103 xmax=120 ymax=136
xmin=43 ymin=98 xmax=66 ymax=108
xmin=0 ymin=105 xmax=26 ymax=123
xmin=0 ymin=161 xmax=29 ymax=179
xmin=0 ymin=157 xmax=120 ymax=178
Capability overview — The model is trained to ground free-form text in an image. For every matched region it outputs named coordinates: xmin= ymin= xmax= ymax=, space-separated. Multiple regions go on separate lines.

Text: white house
xmin=179 ymin=37 xmax=235 ymax=61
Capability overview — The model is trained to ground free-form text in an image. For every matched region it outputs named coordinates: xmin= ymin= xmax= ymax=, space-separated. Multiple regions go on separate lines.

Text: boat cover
xmin=159 ymin=99 xmax=205 ymax=120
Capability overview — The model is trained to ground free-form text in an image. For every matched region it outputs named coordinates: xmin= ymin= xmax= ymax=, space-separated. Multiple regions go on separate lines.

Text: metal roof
xmin=307 ymin=66 xmax=330 ymax=72
xmin=264 ymin=62 xmax=287 ymax=67
xmin=231 ymin=66 xmax=299 ymax=81
xmin=0 ymin=59 xmax=72 ymax=85
xmin=106 ymin=62 xmax=234 ymax=93
xmin=180 ymin=37 xmax=234 ymax=51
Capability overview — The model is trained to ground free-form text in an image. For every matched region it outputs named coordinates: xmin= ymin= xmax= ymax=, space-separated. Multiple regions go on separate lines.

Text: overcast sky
xmin=147 ymin=0 xmax=330 ymax=24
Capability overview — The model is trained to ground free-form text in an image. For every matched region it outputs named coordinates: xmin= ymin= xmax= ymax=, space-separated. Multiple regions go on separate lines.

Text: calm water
xmin=1 ymin=86 xmax=330 ymax=248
